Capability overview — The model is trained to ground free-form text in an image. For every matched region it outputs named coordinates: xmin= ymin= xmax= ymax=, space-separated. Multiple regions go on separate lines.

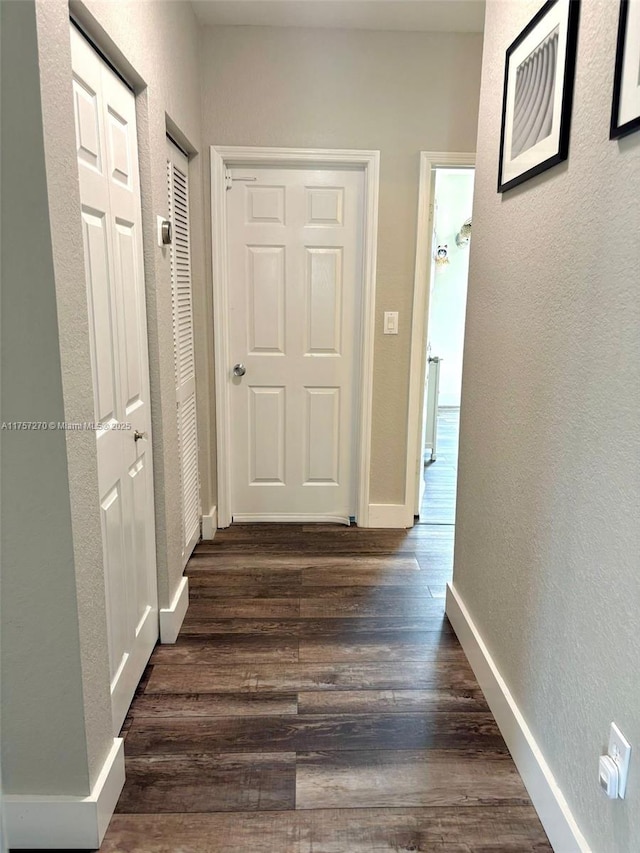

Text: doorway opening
xmin=405 ymin=151 xmax=476 ymax=535
xmin=415 ymin=165 xmax=475 ymax=526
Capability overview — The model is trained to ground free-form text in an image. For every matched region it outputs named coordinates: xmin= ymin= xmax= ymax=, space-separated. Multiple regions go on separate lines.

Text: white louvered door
xmin=167 ymin=138 xmax=200 ymax=565
xmin=71 ymin=25 xmax=158 ymax=734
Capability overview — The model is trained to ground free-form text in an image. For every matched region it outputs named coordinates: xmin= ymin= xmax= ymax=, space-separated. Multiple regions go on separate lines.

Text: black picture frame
xmin=498 ymin=0 xmax=581 ymax=193
xmin=610 ymin=0 xmax=640 ymax=139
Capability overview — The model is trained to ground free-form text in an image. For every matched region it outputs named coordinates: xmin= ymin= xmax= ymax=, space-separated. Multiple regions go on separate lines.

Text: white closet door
xmin=71 ymin=25 xmax=158 ymax=734
xmin=167 ymin=138 xmax=200 ymax=564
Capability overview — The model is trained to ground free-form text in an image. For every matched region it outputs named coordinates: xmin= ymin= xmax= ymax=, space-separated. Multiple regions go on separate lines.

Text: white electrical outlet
xmin=608 ymin=723 xmax=632 ymax=799
xmin=599 ymin=755 xmax=619 ymax=799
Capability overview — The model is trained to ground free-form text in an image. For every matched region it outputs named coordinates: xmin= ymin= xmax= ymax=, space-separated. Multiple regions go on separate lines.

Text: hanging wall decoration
xmin=610 ymin=0 xmax=640 ymax=139
xmin=497 ymin=0 xmax=580 ymax=193
xmin=455 ymin=218 xmax=472 ymax=248
xmin=434 ymin=244 xmax=450 ymax=266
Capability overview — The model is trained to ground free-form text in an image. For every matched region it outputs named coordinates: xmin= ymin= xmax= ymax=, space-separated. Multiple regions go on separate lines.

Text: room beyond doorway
xmin=420 ymin=407 xmax=460 ymax=525
xmin=427 ymin=170 xmax=474 ymax=409
xmin=414 ymin=163 xmax=475 ymax=526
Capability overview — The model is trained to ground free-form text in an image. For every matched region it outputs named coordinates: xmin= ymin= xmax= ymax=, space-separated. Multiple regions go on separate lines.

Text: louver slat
xmin=168 ymin=140 xmax=200 ymax=565
xmin=180 ymin=391 xmax=200 ymax=551
xmin=170 ymin=163 xmax=195 ymax=387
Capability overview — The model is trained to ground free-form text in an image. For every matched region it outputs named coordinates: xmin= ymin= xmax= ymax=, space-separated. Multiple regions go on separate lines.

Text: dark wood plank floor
xmin=99 ymin=522 xmax=551 ymax=852
xmin=420 ymin=408 xmax=460 ymax=526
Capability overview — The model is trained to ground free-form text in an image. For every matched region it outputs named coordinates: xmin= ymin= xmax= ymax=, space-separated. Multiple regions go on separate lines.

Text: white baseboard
xmin=445 ymin=584 xmax=591 ymax=853
xmin=159 ymin=575 xmax=189 ymax=644
xmin=5 ymin=738 xmax=124 ymax=849
xmin=201 ymin=504 xmax=217 ymax=540
xmin=366 ymin=503 xmax=413 ymax=528
xmin=233 ymin=513 xmax=350 ymax=525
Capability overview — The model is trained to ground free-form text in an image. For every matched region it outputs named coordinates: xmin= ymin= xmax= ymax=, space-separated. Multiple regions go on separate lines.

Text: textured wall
xmin=454 ymin=1 xmax=640 ymax=851
xmin=1 ymin=0 xmax=98 ymax=796
xmin=199 ymin=25 xmax=483 ymax=503
xmin=0 ymin=0 xmax=206 ymax=797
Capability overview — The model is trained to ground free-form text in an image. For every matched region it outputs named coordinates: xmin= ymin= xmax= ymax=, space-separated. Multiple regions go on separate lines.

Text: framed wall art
xmin=610 ymin=0 xmax=640 ymax=138
xmin=498 ymin=0 xmax=581 ymax=193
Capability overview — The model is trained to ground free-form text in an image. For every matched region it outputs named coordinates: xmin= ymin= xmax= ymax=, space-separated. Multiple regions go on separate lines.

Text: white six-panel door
xmin=167 ymin=138 xmax=200 ymax=565
xmin=226 ymin=167 xmax=364 ymax=522
xmin=70 ymin=25 xmax=158 ymax=734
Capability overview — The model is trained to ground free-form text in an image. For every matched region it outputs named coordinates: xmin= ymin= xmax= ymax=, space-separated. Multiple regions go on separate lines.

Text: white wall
xmin=199 ymin=24 xmax=483 ymax=504
xmin=454 ymin=1 xmax=640 ymax=850
xmin=427 ymin=169 xmax=475 ymax=407
xmin=1 ymin=0 xmax=107 ymax=796
xmin=1 ymin=0 xmax=206 ymax=804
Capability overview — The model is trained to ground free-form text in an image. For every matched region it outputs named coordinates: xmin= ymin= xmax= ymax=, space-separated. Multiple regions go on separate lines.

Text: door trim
xmin=405 ymin=151 xmax=475 ymax=517
xmin=211 ymin=146 xmax=380 ymax=528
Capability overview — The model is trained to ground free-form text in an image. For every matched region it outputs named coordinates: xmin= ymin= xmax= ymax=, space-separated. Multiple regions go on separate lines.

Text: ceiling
xmin=190 ymin=1 xmax=486 ymax=34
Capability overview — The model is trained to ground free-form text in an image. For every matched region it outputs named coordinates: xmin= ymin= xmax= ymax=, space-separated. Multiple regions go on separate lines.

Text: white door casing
xmin=226 ymin=166 xmax=363 ymax=523
xmin=211 ymin=147 xmax=379 ymax=528
xmin=167 ymin=138 xmax=200 ymax=564
xmin=71 ymin=25 xmax=158 ymax=735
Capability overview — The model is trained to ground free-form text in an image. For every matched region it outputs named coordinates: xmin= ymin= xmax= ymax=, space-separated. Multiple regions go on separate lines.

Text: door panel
xmin=128 ymin=453 xmax=151 ymax=629
xmin=106 ymin=108 xmax=131 ymax=188
xmin=246 ymin=185 xmax=285 ymax=223
xmin=73 ymin=77 xmax=101 ymax=170
xmin=306 ymin=186 xmax=344 ymax=225
xmin=247 ymin=246 xmax=286 ymax=353
xmin=227 ymin=167 xmax=364 ymax=522
xmin=100 ymin=482 xmax=127 ymax=682
xmin=71 ymin=25 xmax=158 ymax=735
xmin=81 ymin=211 xmax=119 ymax=423
xmin=249 ymin=386 xmax=286 ymax=484
xmin=114 ymin=219 xmax=144 ymax=413
xmin=306 ymin=247 xmax=343 ymax=354
xmin=304 ymin=387 xmax=340 ymax=484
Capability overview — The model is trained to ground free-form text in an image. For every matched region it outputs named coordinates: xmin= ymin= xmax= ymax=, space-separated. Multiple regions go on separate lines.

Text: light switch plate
xmin=609 ymin=723 xmax=631 ymax=798
xmin=384 ymin=311 xmax=399 ymax=335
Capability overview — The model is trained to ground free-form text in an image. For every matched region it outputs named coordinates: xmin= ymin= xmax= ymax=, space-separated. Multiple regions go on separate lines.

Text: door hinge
xmin=225 ymin=170 xmax=258 ymax=191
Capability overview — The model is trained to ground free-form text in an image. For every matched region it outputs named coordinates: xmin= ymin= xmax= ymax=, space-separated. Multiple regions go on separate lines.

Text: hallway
xmin=420 ymin=408 xmax=460 ymax=526
xmin=101 ymin=524 xmax=551 ymax=852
